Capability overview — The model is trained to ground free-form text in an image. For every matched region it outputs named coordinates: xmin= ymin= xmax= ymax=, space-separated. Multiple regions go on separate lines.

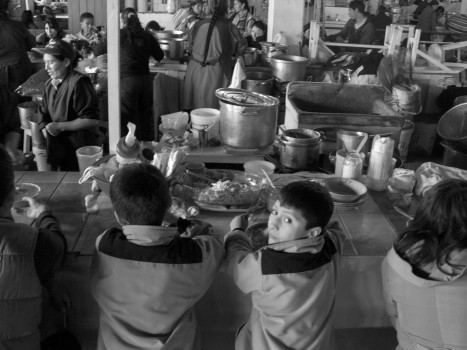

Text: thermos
xmin=366 ymin=135 xmax=395 ymax=191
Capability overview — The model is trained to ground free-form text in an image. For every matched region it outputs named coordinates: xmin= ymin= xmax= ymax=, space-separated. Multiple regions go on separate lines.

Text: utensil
xmin=355 ymin=133 xmax=369 ymax=154
xmin=393 ymin=205 xmax=414 ymax=220
xmin=261 ymin=169 xmax=276 ymax=189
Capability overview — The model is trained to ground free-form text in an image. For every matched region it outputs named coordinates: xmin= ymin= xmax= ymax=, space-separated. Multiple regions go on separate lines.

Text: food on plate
xmin=196 ymin=179 xmax=258 ymax=205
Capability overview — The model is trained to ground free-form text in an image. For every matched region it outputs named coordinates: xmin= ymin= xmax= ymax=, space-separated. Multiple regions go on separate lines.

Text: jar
xmin=342 ymin=152 xmax=363 ymax=180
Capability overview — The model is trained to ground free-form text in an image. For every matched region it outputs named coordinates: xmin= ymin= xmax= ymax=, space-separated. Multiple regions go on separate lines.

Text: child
xmin=224 ymin=180 xmax=343 ymax=350
xmin=91 ymin=163 xmax=224 ymax=350
xmin=0 ymin=145 xmax=66 ymax=349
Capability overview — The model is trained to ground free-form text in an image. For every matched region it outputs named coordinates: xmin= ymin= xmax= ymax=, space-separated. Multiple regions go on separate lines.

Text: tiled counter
xmin=13 ymin=171 xmax=406 ymax=335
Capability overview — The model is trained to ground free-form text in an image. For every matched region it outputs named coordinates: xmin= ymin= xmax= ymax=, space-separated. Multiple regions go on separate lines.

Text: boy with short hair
xmin=91 ymin=163 xmax=224 ymax=350
xmin=224 ymin=180 xmax=343 ymax=350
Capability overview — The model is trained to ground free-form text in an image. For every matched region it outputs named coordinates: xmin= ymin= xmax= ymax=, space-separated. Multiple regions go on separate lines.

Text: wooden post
xmin=107 ymin=0 xmax=121 ymax=153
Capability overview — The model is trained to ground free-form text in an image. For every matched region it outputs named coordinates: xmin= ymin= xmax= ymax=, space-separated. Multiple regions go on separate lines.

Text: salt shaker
xmin=366 ymin=135 xmax=395 ymax=191
xmin=342 ymin=152 xmax=363 ymax=181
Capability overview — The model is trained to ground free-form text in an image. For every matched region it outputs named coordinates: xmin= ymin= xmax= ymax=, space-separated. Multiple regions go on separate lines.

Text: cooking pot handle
xmin=317 ymin=131 xmax=326 ymax=142
xmin=240 ymin=109 xmax=261 ymax=116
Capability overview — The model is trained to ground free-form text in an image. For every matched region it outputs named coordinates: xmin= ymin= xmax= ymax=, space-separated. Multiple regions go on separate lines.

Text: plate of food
xmin=15 ymin=183 xmax=41 ymax=200
xmin=181 ymin=169 xmax=263 ymax=211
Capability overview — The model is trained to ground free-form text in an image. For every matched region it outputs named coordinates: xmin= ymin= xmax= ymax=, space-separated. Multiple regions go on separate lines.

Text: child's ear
xmin=114 ymin=212 xmax=129 ymax=226
xmin=307 ymin=227 xmax=322 ymax=238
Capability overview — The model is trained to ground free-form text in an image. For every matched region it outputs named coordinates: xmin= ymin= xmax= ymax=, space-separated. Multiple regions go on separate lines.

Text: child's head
xmin=268 ymin=181 xmax=333 ymax=244
xmin=110 ymin=163 xmax=171 ymax=226
xmin=0 ymin=145 xmax=15 ymax=208
xmin=251 ymin=21 xmax=266 ymax=40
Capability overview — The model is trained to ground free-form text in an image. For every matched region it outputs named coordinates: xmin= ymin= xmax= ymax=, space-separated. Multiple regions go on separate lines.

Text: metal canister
xmin=277 ymin=128 xmax=323 ymax=170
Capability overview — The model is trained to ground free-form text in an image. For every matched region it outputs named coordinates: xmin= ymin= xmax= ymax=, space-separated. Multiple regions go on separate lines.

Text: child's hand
xmin=22 ymin=196 xmax=48 ymax=219
xmin=230 ymin=214 xmax=249 ymax=231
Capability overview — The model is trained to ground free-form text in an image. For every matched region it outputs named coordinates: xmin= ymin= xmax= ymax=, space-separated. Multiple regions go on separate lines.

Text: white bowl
xmin=323 ymin=177 xmax=367 ymax=203
xmin=243 ymin=160 xmax=275 ymax=176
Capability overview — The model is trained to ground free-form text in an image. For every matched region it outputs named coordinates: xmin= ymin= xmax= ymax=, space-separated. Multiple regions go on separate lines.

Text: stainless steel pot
xmin=241 ymin=71 xmax=274 ymax=95
xmin=159 ymin=38 xmax=186 ymax=60
xmin=277 ymin=128 xmax=323 ymax=170
xmin=156 ymin=30 xmax=185 ymax=40
xmin=215 ymin=88 xmax=279 ymax=149
xmin=271 ymin=55 xmax=308 ymax=82
xmin=259 ymin=42 xmax=288 ymax=67
xmin=244 ymin=48 xmax=261 ymax=66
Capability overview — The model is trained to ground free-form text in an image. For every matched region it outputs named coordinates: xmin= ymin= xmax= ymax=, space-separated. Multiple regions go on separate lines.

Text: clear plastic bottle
xmin=273 ymin=31 xmax=287 ymax=45
xmin=342 ymin=152 xmax=363 ymax=181
xmin=366 ymin=136 xmax=395 ymax=191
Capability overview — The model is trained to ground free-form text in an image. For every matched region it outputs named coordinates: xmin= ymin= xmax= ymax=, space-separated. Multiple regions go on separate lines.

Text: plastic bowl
xmin=322 ymin=177 xmax=367 ymax=203
xmin=243 ymin=160 xmax=275 ymax=176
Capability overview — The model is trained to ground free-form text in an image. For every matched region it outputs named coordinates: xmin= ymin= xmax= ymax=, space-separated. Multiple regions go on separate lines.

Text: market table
xmin=13 ymin=170 xmax=409 ymax=337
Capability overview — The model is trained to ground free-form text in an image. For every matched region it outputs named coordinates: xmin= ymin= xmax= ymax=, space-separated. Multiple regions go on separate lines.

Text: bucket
xmin=17 ymin=101 xmax=38 ymax=129
xmin=76 ymin=146 xmax=103 ymax=175
xmin=437 ymin=102 xmax=467 ymax=153
xmin=336 ymin=130 xmax=369 ymax=154
xmin=191 ymin=108 xmax=220 ymax=142
xmin=277 ymin=128 xmax=323 ymax=170
xmin=397 ymin=120 xmax=415 ymax=161
xmin=441 ymin=142 xmax=467 ymax=170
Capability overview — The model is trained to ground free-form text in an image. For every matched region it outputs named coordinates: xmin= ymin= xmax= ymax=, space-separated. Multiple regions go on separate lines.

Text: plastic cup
xmin=76 ymin=146 xmax=103 ymax=174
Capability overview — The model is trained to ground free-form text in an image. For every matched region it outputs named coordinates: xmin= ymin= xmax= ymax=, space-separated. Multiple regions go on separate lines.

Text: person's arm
xmin=23 ymin=197 xmax=66 ymax=285
xmin=147 ymin=32 xmax=165 ymax=62
xmin=327 ymin=19 xmax=352 ymax=42
xmin=231 ymin=24 xmax=248 ymax=57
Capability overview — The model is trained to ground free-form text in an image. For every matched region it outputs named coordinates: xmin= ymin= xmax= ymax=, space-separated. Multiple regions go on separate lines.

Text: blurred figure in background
xmin=120 ymin=8 xmax=164 ymax=141
xmin=247 ymin=20 xmax=267 ymax=49
xmin=21 ymin=10 xmax=38 ymax=29
xmin=416 ymin=0 xmax=439 ymax=41
xmin=0 ymin=84 xmax=22 ymax=166
xmin=173 ymin=0 xmax=205 ymax=33
xmin=36 ymin=16 xmax=65 ymax=47
xmin=183 ymin=0 xmax=247 ymax=109
xmin=371 ymin=6 xmax=392 ymax=45
xmin=228 ymin=0 xmax=255 ymax=38
xmin=0 ymin=0 xmax=36 ymax=90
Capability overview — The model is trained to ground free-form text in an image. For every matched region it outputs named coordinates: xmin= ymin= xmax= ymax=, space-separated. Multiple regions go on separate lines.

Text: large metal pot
xmin=277 ymin=128 xmax=323 ymax=170
xmin=244 ymin=47 xmax=261 ymax=66
xmin=259 ymin=42 xmax=288 ymax=67
xmin=156 ymin=30 xmax=185 ymax=40
xmin=215 ymin=88 xmax=279 ymax=149
xmin=241 ymin=71 xmax=274 ymax=95
xmin=159 ymin=38 xmax=186 ymax=60
xmin=271 ymin=55 xmax=308 ymax=82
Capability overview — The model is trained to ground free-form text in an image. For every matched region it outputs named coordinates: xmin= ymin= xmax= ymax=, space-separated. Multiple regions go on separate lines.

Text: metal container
xmin=277 ymin=128 xmax=323 ymax=170
xmin=241 ymin=71 xmax=274 ymax=95
xmin=159 ymin=38 xmax=186 ymax=60
xmin=156 ymin=30 xmax=185 ymax=40
xmin=441 ymin=141 xmax=467 ymax=170
xmin=17 ymin=101 xmax=38 ymax=129
xmin=215 ymin=88 xmax=279 ymax=149
xmin=270 ymin=55 xmax=308 ymax=82
xmin=437 ymin=102 xmax=467 ymax=153
xmin=244 ymin=48 xmax=261 ymax=66
xmin=259 ymin=42 xmax=288 ymax=67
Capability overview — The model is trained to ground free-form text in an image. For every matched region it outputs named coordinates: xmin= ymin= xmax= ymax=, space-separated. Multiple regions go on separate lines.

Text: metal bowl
xmin=156 ymin=30 xmax=185 ymax=40
xmin=322 ymin=177 xmax=367 ymax=203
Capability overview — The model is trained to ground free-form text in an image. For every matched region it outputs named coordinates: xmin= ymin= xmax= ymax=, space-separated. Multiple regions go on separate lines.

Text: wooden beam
xmin=107 ymin=0 xmax=120 ymax=153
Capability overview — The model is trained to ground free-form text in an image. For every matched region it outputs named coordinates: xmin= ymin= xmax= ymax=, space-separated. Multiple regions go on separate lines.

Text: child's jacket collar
xmin=262 ymin=234 xmax=325 ymax=254
xmin=122 ymin=225 xmax=178 ymax=246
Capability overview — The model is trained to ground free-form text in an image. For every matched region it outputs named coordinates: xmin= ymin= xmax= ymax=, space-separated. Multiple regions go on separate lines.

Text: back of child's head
xmin=110 ymin=163 xmax=171 ymax=226
xmin=278 ymin=181 xmax=333 ymax=230
xmin=0 ymin=145 xmax=14 ymax=207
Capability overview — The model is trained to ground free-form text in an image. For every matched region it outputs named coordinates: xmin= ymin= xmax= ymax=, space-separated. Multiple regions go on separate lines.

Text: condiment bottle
xmin=116 ymin=122 xmax=141 ymax=165
xmin=366 ymin=135 xmax=395 ymax=191
xmin=342 ymin=152 xmax=363 ymax=181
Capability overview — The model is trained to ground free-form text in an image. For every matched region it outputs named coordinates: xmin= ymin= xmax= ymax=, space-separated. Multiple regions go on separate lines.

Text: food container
xmin=156 ymin=30 xmax=185 ymax=40
xmin=276 ymin=128 xmax=323 ymax=170
xmin=17 ymin=101 xmax=39 ymax=129
xmin=270 ymin=55 xmax=308 ymax=82
xmin=259 ymin=42 xmax=288 ymax=67
xmin=244 ymin=48 xmax=261 ymax=66
xmin=437 ymin=102 xmax=467 ymax=153
xmin=215 ymin=88 xmax=279 ymax=149
xmin=159 ymin=38 xmax=186 ymax=60
xmin=241 ymin=71 xmax=274 ymax=95
xmin=322 ymin=177 xmax=367 ymax=203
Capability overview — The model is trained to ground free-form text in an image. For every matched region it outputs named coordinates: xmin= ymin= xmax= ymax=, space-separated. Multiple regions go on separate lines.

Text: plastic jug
xmin=366 ymin=135 xmax=395 ymax=191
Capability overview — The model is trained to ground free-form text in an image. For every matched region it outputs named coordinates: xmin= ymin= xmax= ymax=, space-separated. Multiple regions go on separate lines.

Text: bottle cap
xmin=116 ymin=122 xmax=140 ymax=161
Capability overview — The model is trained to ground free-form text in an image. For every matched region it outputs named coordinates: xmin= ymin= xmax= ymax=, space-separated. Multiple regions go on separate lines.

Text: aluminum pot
xmin=277 ymin=128 xmax=323 ymax=170
xmin=159 ymin=38 xmax=186 ymax=60
xmin=259 ymin=42 xmax=288 ymax=67
xmin=215 ymin=88 xmax=279 ymax=149
xmin=241 ymin=71 xmax=274 ymax=95
xmin=244 ymin=47 xmax=261 ymax=66
xmin=156 ymin=30 xmax=185 ymax=40
xmin=271 ymin=54 xmax=308 ymax=82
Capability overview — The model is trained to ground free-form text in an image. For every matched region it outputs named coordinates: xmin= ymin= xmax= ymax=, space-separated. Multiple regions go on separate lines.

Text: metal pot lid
xmin=215 ymin=88 xmax=279 ymax=107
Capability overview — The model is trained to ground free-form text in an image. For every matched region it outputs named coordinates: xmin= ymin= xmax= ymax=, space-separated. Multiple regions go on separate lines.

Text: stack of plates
xmin=322 ymin=177 xmax=367 ymax=208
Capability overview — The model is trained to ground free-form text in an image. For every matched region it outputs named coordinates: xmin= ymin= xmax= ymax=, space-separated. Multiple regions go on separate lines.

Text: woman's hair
xmin=145 ymin=20 xmax=165 ymax=32
xmin=236 ymin=0 xmax=249 ymax=10
xmin=121 ymin=7 xmax=145 ymax=47
xmin=395 ymin=179 xmax=467 ymax=272
xmin=44 ymin=17 xmax=65 ymax=39
xmin=202 ymin=0 xmax=227 ymax=66
xmin=21 ymin=10 xmax=34 ymax=26
xmin=349 ymin=0 xmax=365 ymax=13
xmin=252 ymin=20 xmax=266 ymax=32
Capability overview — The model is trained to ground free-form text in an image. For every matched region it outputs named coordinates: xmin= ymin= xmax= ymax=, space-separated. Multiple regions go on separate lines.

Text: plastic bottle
xmin=116 ymin=122 xmax=141 ymax=165
xmin=273 ymin=31 xmax=287 ymax=45
xmin=342 ymin=152 xmax=363 ymax=181
xmin=366 ymin=135 xmax=395 ymax=191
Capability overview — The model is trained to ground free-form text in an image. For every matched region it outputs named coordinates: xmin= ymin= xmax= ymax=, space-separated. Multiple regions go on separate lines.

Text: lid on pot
xmin=281 ymin=128 xmax=322 ymax=144
xmin=215 ymin=88 xmax=279 ymax=107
